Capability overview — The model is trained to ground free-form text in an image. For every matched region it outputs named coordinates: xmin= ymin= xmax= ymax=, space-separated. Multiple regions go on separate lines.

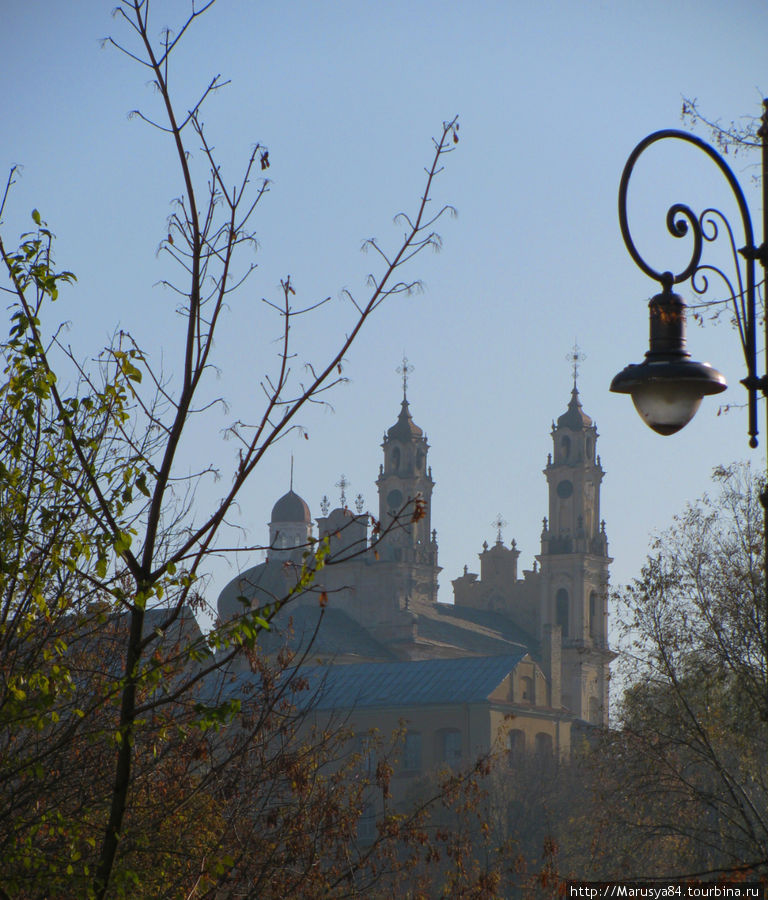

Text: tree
xmin=0 ymin=1 xmax=459 ymax=895
xmin=592 ymin=464 xmax=768 ymax=881
xmin=682 ymin=98 xmax=764 ymax=158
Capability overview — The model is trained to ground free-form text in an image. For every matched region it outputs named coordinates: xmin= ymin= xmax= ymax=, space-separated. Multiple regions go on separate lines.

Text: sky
xmin=3 ymin=0 xmax=768 ymax=633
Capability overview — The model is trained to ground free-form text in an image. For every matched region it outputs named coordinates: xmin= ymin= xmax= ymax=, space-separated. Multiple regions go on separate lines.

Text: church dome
xmin=217 ymin=560 xmax=290 ymax=622
xmin=557 ymin=386 xmax=593 ymax=431
xmin=387 ymin=399 xmax=424 ymax=442
xmin=271 ymin=489 xmax=311 ymax=524
xmin=326 ymin=506 xmax=355 ymax=522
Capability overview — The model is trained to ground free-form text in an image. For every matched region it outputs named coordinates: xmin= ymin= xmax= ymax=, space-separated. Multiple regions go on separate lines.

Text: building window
xmin=520 ymin=676 xmax=533 ymax=703
xmin=535 ymin=732 xmax=553 ymax=758
xmin=354 ymin=734 xmax=375 ymax=776
xmin=589 ymin=591 xmax=597 ymax=637
xmin=391 ymin=446 xmax=400 ymax=472
xmin=387 ymin=488 xmax=403 ymax=512
xmin=403 ymin=731 xmax=422 ymax=771
xmin=556 ymin=589 xmax=569 ymax=637
xmin=556 ymin=479 xmax=573 ymax=499
xmin=506 ymin=729 xmax=525 ymax=761
xmin=357 ymin=803 xmax=376 ymax=843
xmin=589 ymin=696 xmax=601 ymax=725
xmin=442 ymin=729 xmax=462 ymax=767
xmin=561 ymin=435 xmax=571 ymax=460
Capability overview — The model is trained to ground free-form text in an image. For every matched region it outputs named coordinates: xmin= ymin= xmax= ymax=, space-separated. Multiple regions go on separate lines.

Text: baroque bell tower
xmin=375 ymin=358 xmax=440 ymax=605
xmin=538 ymin=350 xmax=613 ymax=726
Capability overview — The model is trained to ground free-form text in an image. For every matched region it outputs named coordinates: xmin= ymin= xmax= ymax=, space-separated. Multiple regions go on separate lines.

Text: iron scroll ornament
xmin=617 ymin=128 xmax=761 ymax=446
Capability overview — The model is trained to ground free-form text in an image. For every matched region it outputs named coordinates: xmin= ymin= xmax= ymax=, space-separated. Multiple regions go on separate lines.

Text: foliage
xmin=0 ymin=0 xmax=460 ymax=895
xmin=682 ymin=98 xmax=764 ymax=157
xmin=593 ymin=463 xmax=768 ymax=880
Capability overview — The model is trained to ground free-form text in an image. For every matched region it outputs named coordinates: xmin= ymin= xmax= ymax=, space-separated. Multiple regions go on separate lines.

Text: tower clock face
xmin=387 ymin=488 xmax=404 ymax=510
xmin=556 ymin=479 xmax=573 ymax=499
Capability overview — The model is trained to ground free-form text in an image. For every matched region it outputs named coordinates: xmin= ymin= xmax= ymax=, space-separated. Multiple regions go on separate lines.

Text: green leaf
xmin=31 ymin=209 xmax=41 ymax=225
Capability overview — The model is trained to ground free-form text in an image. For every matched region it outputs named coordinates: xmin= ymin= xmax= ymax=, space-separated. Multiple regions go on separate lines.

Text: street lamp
xmin=610 ymin=278 xmax=727 ymax=435
xmin=612 ymin=100 xmax=768 ymax=719
xmin=611 ymin=100 xmax=768 ymax=445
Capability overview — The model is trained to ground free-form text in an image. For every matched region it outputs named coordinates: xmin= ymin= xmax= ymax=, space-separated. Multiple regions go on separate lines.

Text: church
xmin=217 ymin=375 xmax=613 ymax=774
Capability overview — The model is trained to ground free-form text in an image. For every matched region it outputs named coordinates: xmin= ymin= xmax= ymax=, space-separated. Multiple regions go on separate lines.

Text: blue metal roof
xmin=254 ymin=605 xmax=399 ymax=661
xmin=299 ymin=653 xmax=526 ymax=711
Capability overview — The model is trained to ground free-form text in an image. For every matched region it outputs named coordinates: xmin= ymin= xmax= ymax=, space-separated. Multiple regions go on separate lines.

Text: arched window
xmin=416 ymin=449 xmax=425 ymax=472
xmin=506 ymin=729 xmax=525 ymax=762
xmin=589 ymin=591 xmax=597 ymax=637
xmin=556 ymin=588 xmax=569 ymax=637
xmin=520 ymin=676 xmax=533 ymax=703
xmin=561 ymin=436 xmax=571 ymax=460
xmin=535 ymin=732 xmax=553 ymax=758
xmin=391 ymin=446 xmax=400 ymax=472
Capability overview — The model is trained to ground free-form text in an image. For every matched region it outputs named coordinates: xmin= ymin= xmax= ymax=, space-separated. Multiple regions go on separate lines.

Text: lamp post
xmin=611 ymin=99 xmax=768 ymax=714
xmin=612 ymin=102 xmax=768 ymax=441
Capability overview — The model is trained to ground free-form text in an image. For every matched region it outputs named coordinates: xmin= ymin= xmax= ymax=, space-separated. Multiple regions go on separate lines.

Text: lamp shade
xmin=611 ymin=286 xmax=727 ymax=435
xmin=611 ymin=357 xmax=726 ymax=435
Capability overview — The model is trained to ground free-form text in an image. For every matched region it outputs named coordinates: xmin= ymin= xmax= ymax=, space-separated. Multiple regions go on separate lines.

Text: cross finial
xmin=491 ymin=513 xmax=507 ymax=544
xmin=396 ymin=354 xmax=414 ymax=400
xmin=567 ymin=342 xmax=586 ymax=389
xmin=336 ymin=474 xmax=349 ymax=507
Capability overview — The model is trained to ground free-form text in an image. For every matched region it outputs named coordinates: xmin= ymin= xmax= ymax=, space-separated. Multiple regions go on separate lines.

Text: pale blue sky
xmin=3 ymin=0 xmax=768 ymax=620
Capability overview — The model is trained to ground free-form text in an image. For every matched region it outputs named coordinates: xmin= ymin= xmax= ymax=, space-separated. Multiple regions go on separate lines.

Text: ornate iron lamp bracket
xmin=618 ymin=125 xmax=762 ymax=445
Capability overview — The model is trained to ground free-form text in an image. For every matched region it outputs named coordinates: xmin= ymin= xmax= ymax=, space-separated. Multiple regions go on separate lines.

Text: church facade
xmin=217 ymin=381 xmax=613 ymax=771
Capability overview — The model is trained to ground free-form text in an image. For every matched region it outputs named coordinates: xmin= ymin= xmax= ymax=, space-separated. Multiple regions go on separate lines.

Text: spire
xmin=558 ymin=344 xmax=593 ymax=430
xmin=396 ymin=354 xmax=414 ymax=401
xmin=387 ymin=356 xmax=424 ymax=442
xmin=567 ymin=342 xmax=587 ymax=392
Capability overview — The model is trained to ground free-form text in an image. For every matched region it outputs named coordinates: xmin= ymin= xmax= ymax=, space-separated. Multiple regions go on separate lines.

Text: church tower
xmin=538 ymin=370 xmax=613 ymax=726
xmin=268 ymin=489 xmax=313 ymax=563
xmin=375 ymin=359 xmax=440 ymax=604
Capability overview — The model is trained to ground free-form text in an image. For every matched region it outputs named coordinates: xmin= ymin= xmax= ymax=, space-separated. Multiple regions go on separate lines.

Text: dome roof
xmin=217 ymin=560 xmax=290 ymax=622
xmin=325 ymin=506 xmax=355 ymax=523
xmin=270 ymin=489 xmax=311 ymax=524
xmin=387 ymin=399 xmax=423 ymax=442
xmin=557 ymin=386 xmax=593 ymax=431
